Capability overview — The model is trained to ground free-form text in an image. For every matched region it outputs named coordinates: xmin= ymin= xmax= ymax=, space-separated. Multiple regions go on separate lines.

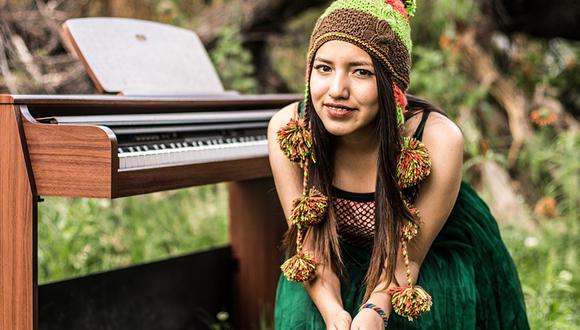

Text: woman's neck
xmin=333 ymin=129 xmax=379 ymax=192
xmin=335 ymin=126 xmax=379 ymax=155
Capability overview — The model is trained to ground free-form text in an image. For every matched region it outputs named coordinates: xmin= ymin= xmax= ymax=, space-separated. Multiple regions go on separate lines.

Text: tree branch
xmin=457 ymin=28 xmax=533 ymax=168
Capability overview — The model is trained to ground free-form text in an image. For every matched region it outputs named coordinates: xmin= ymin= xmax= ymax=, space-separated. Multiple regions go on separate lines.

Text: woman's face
xmin=310 ymin=40 xmax=379 ymax=138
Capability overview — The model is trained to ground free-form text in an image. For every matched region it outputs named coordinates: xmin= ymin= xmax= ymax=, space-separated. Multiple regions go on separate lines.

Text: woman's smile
xmin=324 ymin=102 xmax=357 ymax=119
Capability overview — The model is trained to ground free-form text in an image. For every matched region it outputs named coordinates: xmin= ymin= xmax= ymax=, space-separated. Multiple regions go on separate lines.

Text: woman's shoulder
xmin=268 ymin=101 xmax=300 ymax=135
xmin=422 ymin=111 xmax=463 ymax=148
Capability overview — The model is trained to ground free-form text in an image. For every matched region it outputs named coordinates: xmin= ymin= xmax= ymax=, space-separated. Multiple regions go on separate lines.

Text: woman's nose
xmin=328 ymin=73 xmax=349 ymax=99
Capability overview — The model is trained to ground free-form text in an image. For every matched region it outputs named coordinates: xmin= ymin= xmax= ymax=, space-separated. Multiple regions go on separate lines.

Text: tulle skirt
xmin=274 ymin=181 xmax=529 ymax=329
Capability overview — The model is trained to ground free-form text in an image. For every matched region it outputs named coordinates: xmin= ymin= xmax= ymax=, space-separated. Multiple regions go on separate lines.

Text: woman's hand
xmin=350 ymin=291 xmax=391 ymax=329
xmin=325 ymin=310 xmax=353 ymax=330
xmin=350 ymin=308 xmax=384 ymax=329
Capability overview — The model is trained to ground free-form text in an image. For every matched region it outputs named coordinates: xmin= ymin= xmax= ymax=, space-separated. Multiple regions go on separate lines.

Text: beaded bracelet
xmin=359 ymin=303 xmax=389 ymax=328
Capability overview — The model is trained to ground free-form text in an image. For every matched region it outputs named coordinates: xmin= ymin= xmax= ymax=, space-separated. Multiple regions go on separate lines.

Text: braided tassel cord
xmin=280 ymin=158 xmax=327 ymax=283
xmin=388 ymin=239 xmax=433 ymax=320
xmin=389 ymin=203 xmax=433 ymax=321
xmin=401 ymin=199 xmax=420 ymax=240
xmin=397 ymin=137 xmax=431 ymax=188
xmin=389 ymin=202 xmax=433 ymax=320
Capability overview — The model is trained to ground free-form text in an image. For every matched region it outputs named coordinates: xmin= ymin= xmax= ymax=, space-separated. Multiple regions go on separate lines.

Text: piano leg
xmin=1 ymin=105 xmax=37 ymax=330
xmin=228 ymin=178 xmax=286 ymax=330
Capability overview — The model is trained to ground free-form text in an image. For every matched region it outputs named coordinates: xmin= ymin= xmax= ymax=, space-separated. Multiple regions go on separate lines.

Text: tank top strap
xmin=412 ymin=110 xmax=431 ymax=141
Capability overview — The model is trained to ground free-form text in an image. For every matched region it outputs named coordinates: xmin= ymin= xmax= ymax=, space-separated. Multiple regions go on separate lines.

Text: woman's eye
xmin=314 ymin=65 xmax=331 ymax=73
xmin=354 ymin=69 xmax=373 ymax=76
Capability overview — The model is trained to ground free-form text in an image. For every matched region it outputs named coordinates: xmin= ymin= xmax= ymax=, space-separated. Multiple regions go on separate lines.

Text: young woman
xmin=268 ymin=0 xmax=529 ymax=329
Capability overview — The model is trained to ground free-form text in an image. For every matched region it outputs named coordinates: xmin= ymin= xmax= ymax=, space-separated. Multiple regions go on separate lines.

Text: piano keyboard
xmin=117 ymin=134 xmax=268 ymax=169
xmin=37 ymin=109 xmax=276 ymax=170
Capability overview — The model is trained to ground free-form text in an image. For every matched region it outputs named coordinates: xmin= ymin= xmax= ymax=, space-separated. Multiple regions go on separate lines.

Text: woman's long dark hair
xmin=282 ymin=57 xmax=446 ymax=301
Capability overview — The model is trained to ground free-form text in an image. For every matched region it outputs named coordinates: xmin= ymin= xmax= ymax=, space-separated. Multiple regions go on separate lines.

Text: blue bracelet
xmin=359 ymin=303 xmax=389 ymax=328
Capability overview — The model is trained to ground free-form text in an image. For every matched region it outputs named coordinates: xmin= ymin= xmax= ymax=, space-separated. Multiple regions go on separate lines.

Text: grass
xmin=502 ymin=216 xmax=579 ymax=329
xmin=37 ymin=184 xmax=229 ymax=283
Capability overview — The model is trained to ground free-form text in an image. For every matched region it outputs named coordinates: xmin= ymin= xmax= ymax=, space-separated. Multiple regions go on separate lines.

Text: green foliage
xmin=518 ymin=130 xmax=579 ymax=216
xmin=153 ymin=0 xmax=207 ymax=29
xmin=550 ymin=42 xmax=580 ymax=116
xmin=38 ymin=184 xmax=228 ymax=283
xmin=409 ymin=45 xmax=489 ymax=119
xmin=210 ymin=26 xmax=258 ymax=94
xmin=411 ymin=0 xmax=477 ymax=47
xmin=507 ymin=129 xmax=579 ymax=329
xmin=270 ymin=7 xmax=328 ymax=93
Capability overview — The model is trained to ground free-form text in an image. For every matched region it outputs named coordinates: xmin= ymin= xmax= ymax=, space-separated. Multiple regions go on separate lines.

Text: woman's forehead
xmin=314 ymin=40 xmax=372 ymax=65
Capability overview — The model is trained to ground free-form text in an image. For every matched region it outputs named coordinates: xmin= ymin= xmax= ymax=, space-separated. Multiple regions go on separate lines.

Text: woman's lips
xmin=324 ymin=103 xmax=357 ymax=119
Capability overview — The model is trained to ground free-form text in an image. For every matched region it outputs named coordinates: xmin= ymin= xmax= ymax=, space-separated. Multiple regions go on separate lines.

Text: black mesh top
xmin=332 ymin=110 xmax=431 ymax=248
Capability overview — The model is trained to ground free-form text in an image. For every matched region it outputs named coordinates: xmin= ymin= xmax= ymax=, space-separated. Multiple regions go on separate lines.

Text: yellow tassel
xmin=289 ymin=187 xmax=328 ymax=226
xmin=280 ymin=252 xmax=317 ymax=282
xmin=277 ymin=117 xmax=314 ymax=167
xmin=389 ymin=285 xmax=433 ymax=321
xmin=397 ymin=137 xmax=431 ymax=188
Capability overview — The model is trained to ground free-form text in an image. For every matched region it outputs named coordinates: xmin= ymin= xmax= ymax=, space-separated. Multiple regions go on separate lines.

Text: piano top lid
xmin=1 ymin=93 xmax=302 ymax=107
xmin=63 ymin=17 xmax=224 ymax=96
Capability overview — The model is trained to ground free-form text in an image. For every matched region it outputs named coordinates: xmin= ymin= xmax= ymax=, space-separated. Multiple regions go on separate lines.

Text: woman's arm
xmin=352 ymin=113 xmax=464 ymax=328
xmin=268 ymin=103 xmax=351 ymax=328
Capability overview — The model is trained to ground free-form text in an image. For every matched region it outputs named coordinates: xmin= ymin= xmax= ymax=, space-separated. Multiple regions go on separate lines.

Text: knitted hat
xmin=277 ymin=0 xmax=433 ymax=321
xmin=306 ymin=0 xmax=415 ymax=126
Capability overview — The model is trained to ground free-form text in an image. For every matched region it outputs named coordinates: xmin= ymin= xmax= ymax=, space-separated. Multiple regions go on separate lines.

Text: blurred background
xmin=1 ymin=0 xmax=578 ymax=329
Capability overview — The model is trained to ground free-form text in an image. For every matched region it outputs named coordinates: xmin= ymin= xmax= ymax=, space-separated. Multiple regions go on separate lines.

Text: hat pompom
xmin=397 ymin=137 xmax=431 ymax=188
xmin=389 ymin=285 xmax=433 ymax=321
xmin=384 ymin=0 xmax=409 ymax=18
xmin=277 ymin=117 xmax=314 ymax=166
xmin=281 ymin=252 xmax=317 ymax=282
xmin=290 ymin=187 xmax=328 ymax=227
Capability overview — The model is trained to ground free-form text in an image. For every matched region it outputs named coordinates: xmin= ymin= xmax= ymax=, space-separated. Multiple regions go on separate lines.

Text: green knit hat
xmin=307 ymin=0 xmax=414 ymax=92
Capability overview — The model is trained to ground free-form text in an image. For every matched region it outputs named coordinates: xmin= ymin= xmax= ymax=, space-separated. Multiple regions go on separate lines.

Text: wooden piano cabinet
xmin=19 ymin=106 xmax=116 ymax=198
xmin=229 ymin=178 xmax=287 ymax=330
xmin=1 ymin=103 xmax=36 ymax=330
xmin=116 ymin=157 xmax=272 ymax=198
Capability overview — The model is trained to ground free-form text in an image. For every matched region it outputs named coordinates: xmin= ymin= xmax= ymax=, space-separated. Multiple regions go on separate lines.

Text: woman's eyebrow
xmin=313 ymin=57 xmax=332 ymax=64
xmin=349 ymin=61 xmax=373 ymax=67
xmin=313 ymin=57 xmax=372 ymax=67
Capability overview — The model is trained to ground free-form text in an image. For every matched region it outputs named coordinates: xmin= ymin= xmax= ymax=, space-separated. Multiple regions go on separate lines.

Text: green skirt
xmin=274 ymin=182 xmax=529 ymax=329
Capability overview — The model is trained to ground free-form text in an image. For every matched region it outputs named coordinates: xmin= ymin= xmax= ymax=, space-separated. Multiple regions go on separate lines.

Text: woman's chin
xmin=322 ymin=123 xmax=355 ymax=137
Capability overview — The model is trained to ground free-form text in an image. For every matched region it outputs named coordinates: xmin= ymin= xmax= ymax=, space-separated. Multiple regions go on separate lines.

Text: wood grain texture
xmin=0 ymin=95 xmax=14 ymax=104
xmin=229 ymin=179 xmax=286 ymax=330
xmin=20 ymin=106 xmax=116 ymax=198
xmin=116 ymin=157 xmax=272 ymax=197
xmin=0 ymin=104 xmax=36 ymax=330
